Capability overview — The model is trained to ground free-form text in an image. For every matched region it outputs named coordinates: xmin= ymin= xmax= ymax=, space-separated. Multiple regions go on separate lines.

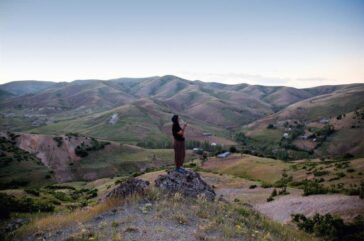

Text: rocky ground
xmin=13 ymin=170 xmax=314 ymax=241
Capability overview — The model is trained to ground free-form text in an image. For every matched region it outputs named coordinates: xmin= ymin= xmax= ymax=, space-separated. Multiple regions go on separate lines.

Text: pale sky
xmin=0 ymin=0 xmax=363 ymax=88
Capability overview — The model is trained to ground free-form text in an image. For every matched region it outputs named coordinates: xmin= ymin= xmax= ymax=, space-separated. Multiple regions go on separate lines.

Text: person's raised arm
xmin=177 ymin=123 xmax=187 ymax=136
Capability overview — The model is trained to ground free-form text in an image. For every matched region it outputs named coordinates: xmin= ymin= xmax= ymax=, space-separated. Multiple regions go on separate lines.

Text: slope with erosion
xmin=0 ymin=133 xmax=54 ymax=188
xmin=0 ymin=132 xmax=195 ymax=183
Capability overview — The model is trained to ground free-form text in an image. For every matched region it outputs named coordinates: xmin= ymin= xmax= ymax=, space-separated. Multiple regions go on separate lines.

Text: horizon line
xmin=1 ymin=74 xmax=363 ymax=90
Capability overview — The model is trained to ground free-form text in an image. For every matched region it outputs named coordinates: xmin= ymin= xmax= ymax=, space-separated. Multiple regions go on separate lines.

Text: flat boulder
xmin=106 ymin=178 xmax=149 ymax=199
xmin=155 ymin=169 xmax=215 ymax=201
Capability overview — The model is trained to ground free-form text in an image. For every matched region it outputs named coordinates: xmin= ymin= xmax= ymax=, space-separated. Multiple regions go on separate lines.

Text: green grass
xmin=249 ymin=128 xmax=283 ymax=145
xmin=0 ymin=139 xmax=54 ymax=189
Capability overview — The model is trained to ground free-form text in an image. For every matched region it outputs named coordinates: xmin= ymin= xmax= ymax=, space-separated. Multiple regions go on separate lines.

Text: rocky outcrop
xmin=106 ymin=178 xmax=150 ymax=199
xmin=155 ymin=169 xmax=216 ymax=201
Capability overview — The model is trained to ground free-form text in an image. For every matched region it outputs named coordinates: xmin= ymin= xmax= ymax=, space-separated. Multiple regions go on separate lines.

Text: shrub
xmin=249 ymin=184 xmax=257 ymax=189
xmin=261 ymin=183 xmax=273 ymax=188
xmin=45 ymin=185 xmax=76 ymax=190
xmin=278 ymin=186 xmax=289 ymax=195
xmin=87 ymin=189 xmax=98 ymax=198
xmin=0 ymin=179 xmax=29 ymax=189
xmin=303 ymin=180 xmax=328 ymax=196
xmin=267 ymin=124 xmax=275 ymax=129
xmin=229 ymin=146 xmax=237 ymax=153
xmin=75 ymin=146 xmax=88 ymax=157
xmin=313 ymin=170 xmax=329 ymax=177
xmin=53 ymin=136 xmax=63 ymax=147
xmin=271 ymin=188 xmax=277 ymax=197
xmin=0 ymin=193 xmax=54 ymax=219
xmin=24 ymin=188 xmax=40 ymax=196
xmin=53 ymin=191 xmax=72 ymax=202
xmin=292 ymin=213 xmax=364 ymax=241
xmin=274 ymin=174 xmax=292 ymax=188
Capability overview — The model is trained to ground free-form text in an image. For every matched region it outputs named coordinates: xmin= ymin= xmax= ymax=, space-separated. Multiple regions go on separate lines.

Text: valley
xmin=0 ymin=76 xmax=363 ymax=241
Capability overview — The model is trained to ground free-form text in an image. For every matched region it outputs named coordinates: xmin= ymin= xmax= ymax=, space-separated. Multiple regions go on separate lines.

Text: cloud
xmin=176 ymin=72 xmax=343 ymax=88
xmin=178 ymin=72 xmax=291 ymax=86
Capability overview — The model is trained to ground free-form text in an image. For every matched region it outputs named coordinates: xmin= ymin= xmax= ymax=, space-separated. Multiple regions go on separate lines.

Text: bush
xmin=303 ymin=180 xmax=328 ymax=196
xmin=271 ymin=188 xmax=277 ymax=197
xmin=53 ymin=136 xmax=63 ymax=147
xmin=87 ymin=189 xmax=98 ymax=198
xmin=261 ymin=183 xmax=273 ymax=188
xmin=292 ymin=213 xmax=364 ymax=241
xmin=249 ymin=184 xmax=257 ymax=189
xmin=267 ymin=124 xmax=275 ymax=129
xmin=75 ymin=146 xmax=88 ymax=157
xmin=0 ymin=193 xmax=13 ymax=219
xmin=313 ymin=170 xmax=329 ymax=177
xmin=53 ymin=191 xmax=72 ymax=202
xmin=0 ymin=179 xmax=29 ymax=189
xmin=229 ymin=146 xmax=237 ymax=153
xmin=24 ymin=188 xmax=40 ymax=196
xmin=0 ymin=193 xmax=54 ymax=219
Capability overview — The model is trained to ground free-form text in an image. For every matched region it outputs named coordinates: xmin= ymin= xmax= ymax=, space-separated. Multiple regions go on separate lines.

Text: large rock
xmin=155 ymin=169 xmax=216 ymax=201
xmin=106 ymin=178 xmax=149 ymax=199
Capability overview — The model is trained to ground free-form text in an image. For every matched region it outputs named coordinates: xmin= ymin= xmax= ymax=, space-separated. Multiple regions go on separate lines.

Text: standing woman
xmin=171 ymin=115 xmax=187 ymax=173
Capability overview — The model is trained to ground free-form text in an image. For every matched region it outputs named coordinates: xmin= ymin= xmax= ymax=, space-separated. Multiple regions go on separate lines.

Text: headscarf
xmin=171 ymin=115 xmax=180 ymax=127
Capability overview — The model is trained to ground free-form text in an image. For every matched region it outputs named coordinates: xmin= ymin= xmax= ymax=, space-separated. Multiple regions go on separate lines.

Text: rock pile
xmin=106 ymin=178 xmax=149 ymax=199
xmin=155 ymin=169 xmax=216 ymax=201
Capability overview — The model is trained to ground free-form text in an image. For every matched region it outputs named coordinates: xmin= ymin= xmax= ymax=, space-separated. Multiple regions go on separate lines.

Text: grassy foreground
xmin=13 ymin=188 xmax=314 ymax=241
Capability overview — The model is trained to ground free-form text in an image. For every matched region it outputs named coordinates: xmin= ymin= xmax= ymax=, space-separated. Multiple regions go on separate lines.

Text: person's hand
xmin=183 ymin=123 xmax=188 ymax=129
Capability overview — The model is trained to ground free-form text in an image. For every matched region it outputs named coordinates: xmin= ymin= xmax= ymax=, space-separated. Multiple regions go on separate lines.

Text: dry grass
xmin=16 ymin=198 xmax=123 ymax=238
xmin=203 ymin=154 xmax=290 ymax=184
xmin=15 ymin=187 xmax=315 ymax=241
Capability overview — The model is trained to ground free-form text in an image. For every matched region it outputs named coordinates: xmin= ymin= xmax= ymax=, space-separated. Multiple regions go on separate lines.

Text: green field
xmin=202 ymin=154 xmax=290 ymax=184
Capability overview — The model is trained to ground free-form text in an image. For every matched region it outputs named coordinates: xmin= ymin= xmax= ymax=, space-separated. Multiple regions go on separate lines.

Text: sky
xmin=0 ymin=0 xmax=363 ymax=88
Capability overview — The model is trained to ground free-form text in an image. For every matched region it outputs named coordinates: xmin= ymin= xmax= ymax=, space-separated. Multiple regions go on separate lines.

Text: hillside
xmin=243 ymin=85 xmax=364 ymax=158
xmin=0 ymin=132 xmax=195 ymax=184
xmin=1 ymin=75 xmax=363 ymax=151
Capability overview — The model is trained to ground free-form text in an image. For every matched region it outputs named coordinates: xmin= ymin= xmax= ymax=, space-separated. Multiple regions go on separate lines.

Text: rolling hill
xmin=244 ymin=84 xmax=364 ymax=157
xmin=1 ymin=75 xmax=363 ymax=157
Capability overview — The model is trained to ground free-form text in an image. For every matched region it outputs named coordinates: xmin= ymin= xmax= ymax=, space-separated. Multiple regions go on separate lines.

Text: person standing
xmin=171 ymin=115 xmax=187 ymax=173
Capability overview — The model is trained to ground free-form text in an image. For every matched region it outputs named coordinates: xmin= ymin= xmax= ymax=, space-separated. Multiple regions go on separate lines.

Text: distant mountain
xmin=1 ymin=75 xmax=363 ymax=152
xmin=0 ymin=89 xmax=14 ymax=101
xmin=0 ymin=80 xmax=56 ymax=96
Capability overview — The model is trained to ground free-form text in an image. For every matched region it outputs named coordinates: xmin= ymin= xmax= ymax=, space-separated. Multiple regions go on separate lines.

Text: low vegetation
xmin=14 ymin=189 xmax=314 ymax=241
xmin=292 ymin=213 xmax=364 ymax=241
xmin=75 ymin=137 xmax=110 ymax=157
xmin=0 ymin=137 xmax=53 ymax=189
